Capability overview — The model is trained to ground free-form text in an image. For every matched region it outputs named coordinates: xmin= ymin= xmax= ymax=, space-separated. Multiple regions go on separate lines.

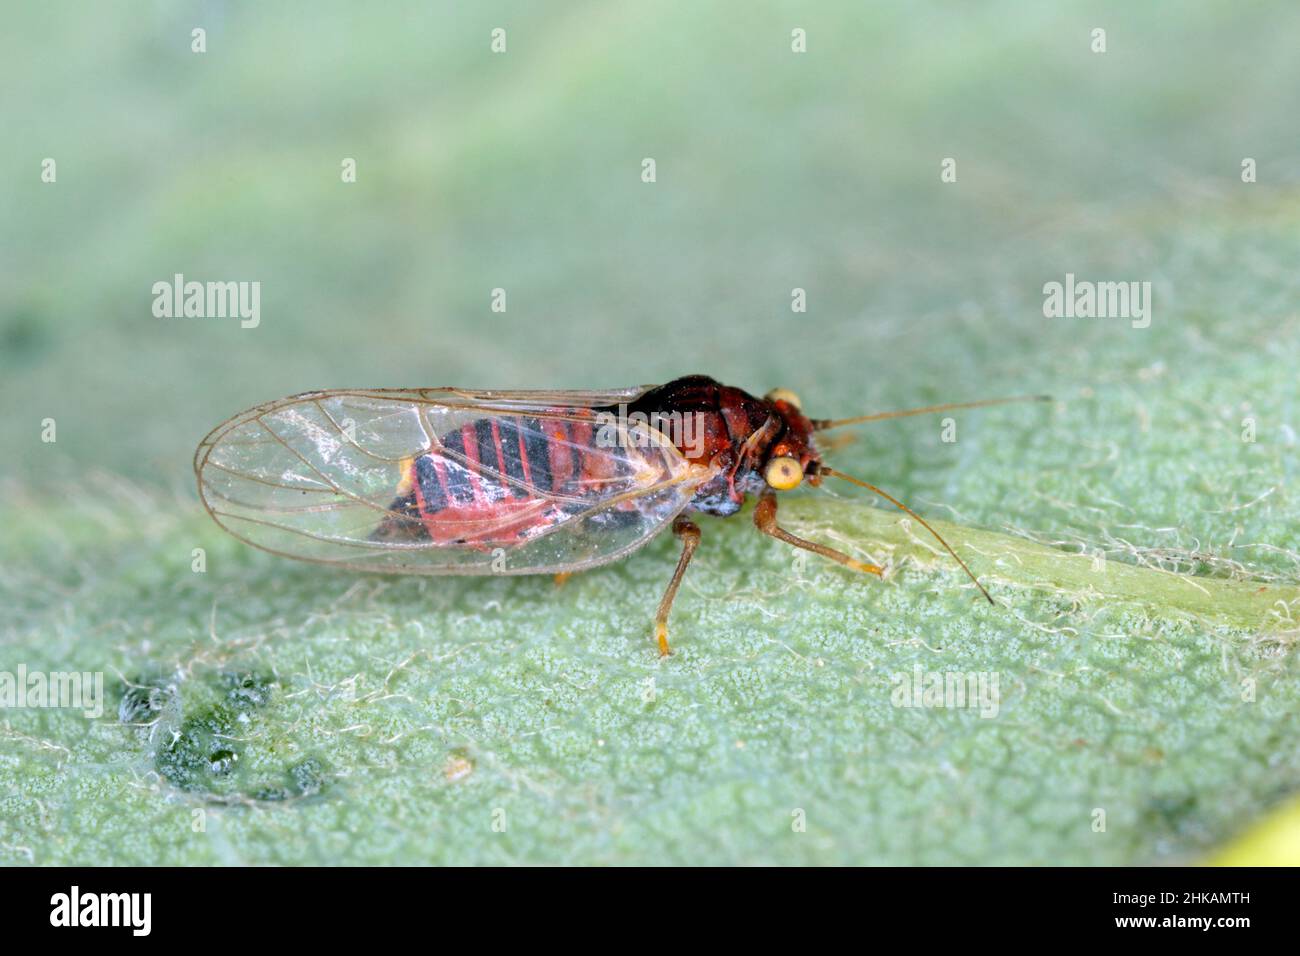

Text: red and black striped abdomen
xmin=387 ymin=411 xmax=633 ymax=548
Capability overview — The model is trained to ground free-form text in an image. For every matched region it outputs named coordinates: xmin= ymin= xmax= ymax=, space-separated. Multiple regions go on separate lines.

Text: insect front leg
xmin=752 ymin=491 xmax=883 ymax=577
xmin=653 ymin=516 xmax=702 ymax=657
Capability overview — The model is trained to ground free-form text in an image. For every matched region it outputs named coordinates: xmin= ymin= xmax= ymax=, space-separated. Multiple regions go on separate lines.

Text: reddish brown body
xmin=389 ymin=376 xmax=820 ymax=550
xmin=385 ymin=410 xmax=636 ymax=548
xmin=197 ymin=374 xmax=1036 ymax=654
xmin=621 ymin=376 xmax=821 ymax=516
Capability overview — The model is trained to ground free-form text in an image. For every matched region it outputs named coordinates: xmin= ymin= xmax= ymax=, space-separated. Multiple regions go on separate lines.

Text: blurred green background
xmin=2 ymin=1 xmax=1299 ymax=865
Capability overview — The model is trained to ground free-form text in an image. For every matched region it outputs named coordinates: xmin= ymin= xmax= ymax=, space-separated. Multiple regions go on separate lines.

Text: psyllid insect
xmin=195 ymin=375 xmax=1047 ymax=654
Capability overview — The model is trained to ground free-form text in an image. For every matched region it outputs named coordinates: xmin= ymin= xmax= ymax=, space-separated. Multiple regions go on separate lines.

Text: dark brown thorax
xmin=622 ymin=375 xmax=820 ymax=516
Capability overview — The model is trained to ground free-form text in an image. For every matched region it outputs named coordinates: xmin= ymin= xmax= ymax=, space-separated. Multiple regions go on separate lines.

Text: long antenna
xmin=811 ymin=394 xmax=1051 ymax=431
xmin=817 ymin=466 xmax=995 ymax=605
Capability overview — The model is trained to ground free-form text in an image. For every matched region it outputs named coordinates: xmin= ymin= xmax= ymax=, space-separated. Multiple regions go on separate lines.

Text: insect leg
xmin=653 ymin=516 xmax=702 ymax=657
xmin=753 ymin=492 xmax=883 ymax=577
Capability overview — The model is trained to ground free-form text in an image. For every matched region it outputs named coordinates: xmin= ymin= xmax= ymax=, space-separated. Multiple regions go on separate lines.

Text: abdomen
xmin=401 ymin=412 xmax=632 ymax=547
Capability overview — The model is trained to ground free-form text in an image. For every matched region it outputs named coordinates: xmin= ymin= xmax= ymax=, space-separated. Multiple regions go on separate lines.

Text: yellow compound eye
xmin=764 ymin=456 xmax=803 ymax=491
xmin=764 ymin=388 xmax=802 ymax=411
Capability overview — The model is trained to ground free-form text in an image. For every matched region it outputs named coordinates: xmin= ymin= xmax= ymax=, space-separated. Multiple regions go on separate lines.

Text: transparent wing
xmin=194 ymin=387 xmax=708 ymax=575
xmin=287 ymin=385 xmax=656 ymax=410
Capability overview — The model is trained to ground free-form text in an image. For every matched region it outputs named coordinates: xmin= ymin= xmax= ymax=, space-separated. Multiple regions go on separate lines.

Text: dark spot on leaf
xmin=0 ymin=303 xmax=55 ymax=366
xmin=209 ymin=750 xmax=238 ymax=775
xmin=117 ymin=681 xmax=177 ymax=723
xmin=1141 ymin=792 xmax=1204 ymax=840
xmin=125 ymin=668 xmax=326 ymax=803
xmin=222 ymin=671 xmax=277 ymax=710
xmin=290 ymin=757 xmax=327 ymax=797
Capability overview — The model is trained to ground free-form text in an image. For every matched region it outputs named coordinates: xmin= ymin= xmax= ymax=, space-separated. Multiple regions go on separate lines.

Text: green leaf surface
xmin=2 ymin=0 xmax=1299 ymax=865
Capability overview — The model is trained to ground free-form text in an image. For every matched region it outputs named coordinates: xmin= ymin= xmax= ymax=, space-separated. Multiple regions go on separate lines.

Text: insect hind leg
xmin=653 ymin=516 xmax=701 ymax=657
